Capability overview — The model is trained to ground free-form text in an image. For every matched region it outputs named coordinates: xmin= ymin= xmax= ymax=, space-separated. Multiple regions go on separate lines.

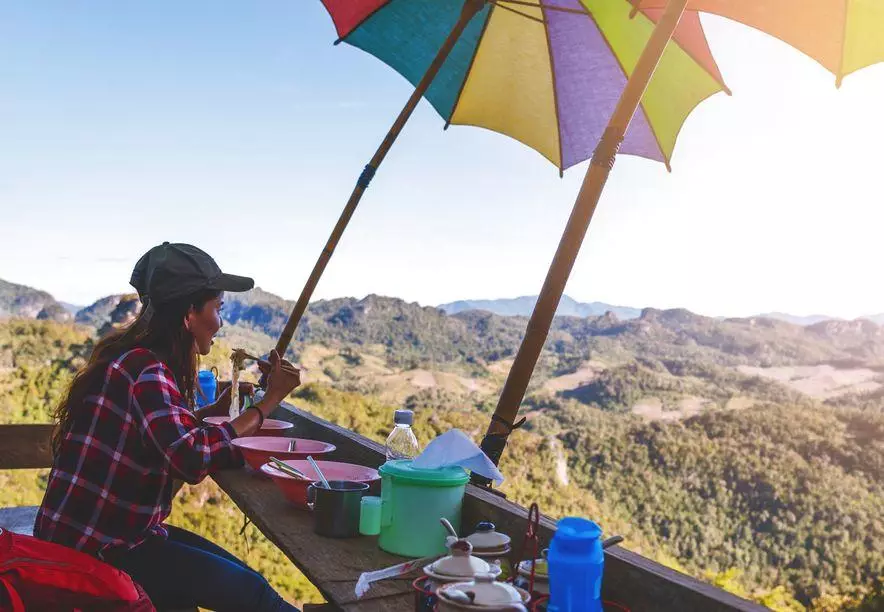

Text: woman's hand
xmin=263 ymin=350 xmax=301 ymax=408
xmin=204 ymin=381 xmax=255 ymax=417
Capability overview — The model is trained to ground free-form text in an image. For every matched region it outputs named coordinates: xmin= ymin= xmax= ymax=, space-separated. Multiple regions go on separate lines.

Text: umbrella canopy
xmin=322 ymin=0 xmax=730 ymax=172
xmin=630 ymin=0 xmax=884 ymax=86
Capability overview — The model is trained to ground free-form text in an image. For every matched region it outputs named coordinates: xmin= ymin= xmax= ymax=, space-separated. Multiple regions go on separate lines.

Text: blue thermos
xmin=547 ymin=517 xmax=604 ymax=612
xmin=196 ymin=369 xmax=217 ymax=408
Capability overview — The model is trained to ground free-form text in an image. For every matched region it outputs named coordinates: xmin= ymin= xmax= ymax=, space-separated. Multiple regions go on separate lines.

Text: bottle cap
xmin=552 ymin=517 xmax=602 ymax=554
xmin=394 ymin=409 xmax=413 ymax=425
xmin=198 ymin=369 xmax=216 ymax=382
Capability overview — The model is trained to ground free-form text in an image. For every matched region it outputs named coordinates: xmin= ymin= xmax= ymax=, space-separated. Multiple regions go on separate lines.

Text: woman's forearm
xmin=229 ymin=397 xmax=279 ymax=437
xmin=194 ymin=401 xmax=227 ymax=420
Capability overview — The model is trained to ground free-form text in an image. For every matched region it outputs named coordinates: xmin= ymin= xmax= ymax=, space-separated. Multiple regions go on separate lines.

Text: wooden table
xmin=212 ymin=467 xmax=416 ymax=612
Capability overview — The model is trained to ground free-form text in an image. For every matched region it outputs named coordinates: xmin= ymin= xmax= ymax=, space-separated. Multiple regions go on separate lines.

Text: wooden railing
xmin=0 ymin=413 xmax=765 ymax=612
xmin=0 ymin=423 xmax=53 ymax=469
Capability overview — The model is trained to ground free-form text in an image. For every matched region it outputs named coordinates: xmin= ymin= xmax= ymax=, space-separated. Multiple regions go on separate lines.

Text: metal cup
xmin=307 ymin=480 xmax=369 ymax=538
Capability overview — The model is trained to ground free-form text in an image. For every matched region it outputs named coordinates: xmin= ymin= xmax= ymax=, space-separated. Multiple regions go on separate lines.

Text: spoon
xmin=307 ymin=455 xmax=330 ymax=489
xmin=444 ymin=588 xmax=474 ymax=604
xmin=440 ymin=518 xmax=459 ymax=539
xmin=269 ymin=457 xmax=309 ymax=480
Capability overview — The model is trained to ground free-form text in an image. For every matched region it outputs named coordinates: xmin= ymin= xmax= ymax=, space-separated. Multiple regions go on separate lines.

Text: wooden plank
xmin=0 ymin=506 xmax=38 ymax=535
xmin=274 ymin=405 xmax=387 ymax=469
xmin=0 ymin=424 xmax=53 ymax=469
xmin=212 ymin=467 xmax=415 ymax=612
xmin=276 ymin=404 xmax=765 ymax=612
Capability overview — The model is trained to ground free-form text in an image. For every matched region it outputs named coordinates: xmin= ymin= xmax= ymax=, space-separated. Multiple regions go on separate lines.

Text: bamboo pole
xmin=472 ymin=0 xmax=690 ymax=486
xmin=275 ymin=0 xmax=486 ymax=356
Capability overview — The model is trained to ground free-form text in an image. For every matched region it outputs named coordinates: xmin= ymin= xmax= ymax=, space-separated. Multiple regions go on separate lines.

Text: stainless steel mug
xmin=307 ymin=480 xmax=369 ymax=538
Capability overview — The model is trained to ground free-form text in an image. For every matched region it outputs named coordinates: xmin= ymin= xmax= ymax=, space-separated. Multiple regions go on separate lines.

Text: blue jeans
xmin=103 ymin=525 xmax=299 ymax=612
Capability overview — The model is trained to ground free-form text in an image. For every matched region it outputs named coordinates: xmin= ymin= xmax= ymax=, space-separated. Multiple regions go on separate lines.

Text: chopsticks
xmin=269 ymin=456 xmax=310 ymax=480
xmin=232 ymin=349 xmax=300 ymax=375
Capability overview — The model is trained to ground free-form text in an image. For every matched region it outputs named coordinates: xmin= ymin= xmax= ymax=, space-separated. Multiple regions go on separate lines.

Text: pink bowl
xmin=203 ymin=415 xmax=294 ymax=437
xmin=231 ymin=436 xmax=336 ymax=471
xmin=260 ymin=459 xmax=380 ymax=509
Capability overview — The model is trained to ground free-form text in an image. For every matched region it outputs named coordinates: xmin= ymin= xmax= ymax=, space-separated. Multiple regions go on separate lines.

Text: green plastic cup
xmin=359 ymin=496 xmax=382 ymax=536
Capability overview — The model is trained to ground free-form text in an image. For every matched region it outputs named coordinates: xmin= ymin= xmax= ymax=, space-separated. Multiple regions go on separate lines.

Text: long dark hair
xmin=51 ymin=289 xmax=221 ymax=457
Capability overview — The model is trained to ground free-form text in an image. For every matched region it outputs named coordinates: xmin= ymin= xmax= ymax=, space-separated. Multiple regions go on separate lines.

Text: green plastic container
xmin=378 ymin=460 xmax=469 ymax=558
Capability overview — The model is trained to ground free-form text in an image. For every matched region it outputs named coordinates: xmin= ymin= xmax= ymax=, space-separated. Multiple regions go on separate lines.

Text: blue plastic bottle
xmin=547 ymin=517 xmax=604 ymax=612
xmin=196 ymin=369 xmax=217 ymax=408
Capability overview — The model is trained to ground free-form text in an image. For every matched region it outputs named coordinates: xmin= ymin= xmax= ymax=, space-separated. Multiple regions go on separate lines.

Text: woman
xmin=36 ymin=242 xmax=302 ymax=612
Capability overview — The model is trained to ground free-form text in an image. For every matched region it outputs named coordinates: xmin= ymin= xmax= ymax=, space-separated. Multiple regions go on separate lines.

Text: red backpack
xmin=0 ymin=528 xmax=155 ymax=612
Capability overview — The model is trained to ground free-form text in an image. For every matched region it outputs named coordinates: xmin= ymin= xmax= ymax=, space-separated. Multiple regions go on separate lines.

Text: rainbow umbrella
xmin=321 ymin=0 xmax=728 ymax=171
xmin=274 ymin=0 xmax=728 ymax=351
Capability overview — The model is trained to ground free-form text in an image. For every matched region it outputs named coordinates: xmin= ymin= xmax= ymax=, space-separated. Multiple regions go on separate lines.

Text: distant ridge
xmin=438 ymin=295 xmax=642 ymax=320
xmin=3 ymin=275 xmax=884 ymax=331
xmin=757 ymin=312 xmax=836 ymax=326
xmin=0 ymin=278 xmax=70 ymax=322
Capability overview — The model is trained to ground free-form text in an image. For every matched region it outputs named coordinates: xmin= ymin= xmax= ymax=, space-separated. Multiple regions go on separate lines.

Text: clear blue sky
xmin=2 ymin=1 xmax=884 ymax=318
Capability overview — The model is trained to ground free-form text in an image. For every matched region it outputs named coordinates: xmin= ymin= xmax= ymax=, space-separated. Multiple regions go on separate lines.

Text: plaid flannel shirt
xmin=35 ymin=348 xmax=244 ymax=557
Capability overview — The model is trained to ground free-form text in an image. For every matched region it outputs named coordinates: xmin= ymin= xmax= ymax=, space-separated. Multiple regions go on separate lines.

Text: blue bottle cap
xmin=553 ymin=517 xmax=602 ymax=553
xmin=198 ymin=370 xmax=216 ymax=381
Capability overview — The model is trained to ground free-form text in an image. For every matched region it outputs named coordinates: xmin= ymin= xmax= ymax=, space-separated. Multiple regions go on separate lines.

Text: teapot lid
xmin=466 ymin=521 xmax=511 ymax=552
xmin=431 ymin=539 xmax=492 ymax=578
xmin=439 ymin=575 xmax=527 ymax=609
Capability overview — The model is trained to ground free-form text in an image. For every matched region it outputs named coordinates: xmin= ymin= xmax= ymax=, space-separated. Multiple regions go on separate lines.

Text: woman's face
xmin=187 ymin=294 xmax=223 ymax=355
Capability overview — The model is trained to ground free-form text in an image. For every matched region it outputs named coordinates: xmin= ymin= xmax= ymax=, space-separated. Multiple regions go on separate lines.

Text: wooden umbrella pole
xmin=275 ymin=0 xmax=486 ymax=356
xmin=473 ymin=0 xmax=690 ymax=486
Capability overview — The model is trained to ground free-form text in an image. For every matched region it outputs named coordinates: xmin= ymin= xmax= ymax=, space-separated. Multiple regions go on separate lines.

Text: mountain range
xmin=3 ymin=275 xmax=884 ymax=336
xmin=4 ymin=279 xmax=882 ymax=374
xmin=438 ymin=294 xmax=643 ymax=320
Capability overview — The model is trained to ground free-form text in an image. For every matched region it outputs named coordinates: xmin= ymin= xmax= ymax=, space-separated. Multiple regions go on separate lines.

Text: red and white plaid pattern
xmin=35 ymin=348 xmax=244 ymax=557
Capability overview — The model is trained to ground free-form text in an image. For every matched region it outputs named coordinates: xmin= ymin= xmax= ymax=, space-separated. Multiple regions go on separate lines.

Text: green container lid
xmin=379 ymin=459 xmax=469 ymax=487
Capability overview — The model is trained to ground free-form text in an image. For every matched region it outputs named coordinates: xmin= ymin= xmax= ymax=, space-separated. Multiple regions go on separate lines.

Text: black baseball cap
xmin=130 ymin=242 xmax=254 ymax=305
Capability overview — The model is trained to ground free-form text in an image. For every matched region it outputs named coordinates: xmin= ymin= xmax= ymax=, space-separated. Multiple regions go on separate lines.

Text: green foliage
xmin=0 ymin=320 xmax=91 ymax=424
xmin=2 ymin=312 xmax=884 ymax=611
xmin=558 ymin=402 xmax=884 ymax=606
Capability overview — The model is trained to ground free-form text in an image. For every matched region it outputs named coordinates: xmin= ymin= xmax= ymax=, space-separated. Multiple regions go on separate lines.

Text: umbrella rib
xmin=539 ymin=1 xmax=566 ymax=175
xmin=836 ymin=0 xmax=850 ymax=87
xmin=492 ymin=2 xmax=544 ymax=24
xmin=496 ymin=0 xmax=587 ymax=16
xmin=626 ymin=3 xmax=730 ymax=94
xmin=576 ymin=1 xmax=672 ymax=170
xmin=445 ymin=4 xmax=496 ymax=130
xmin=332 ymin=0 xmax=395 ymax=45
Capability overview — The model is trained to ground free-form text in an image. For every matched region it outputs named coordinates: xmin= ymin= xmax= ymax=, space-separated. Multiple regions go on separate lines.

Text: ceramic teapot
xmin=464 ymin=521 xmax=512 ymax=579
xmin=514 ymin=548 xmax=549 ymax=595
xmin=465 ymin=521 xmax=511 ymax=556
xmin=423 ymin=538 xmax=502 ymax=591
xmin=436 ymin=574 xmax=530 ymax=611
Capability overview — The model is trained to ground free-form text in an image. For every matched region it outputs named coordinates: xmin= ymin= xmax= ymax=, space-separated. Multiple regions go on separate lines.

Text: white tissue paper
xmin=411 ymin=429 xmax=504 ymax=485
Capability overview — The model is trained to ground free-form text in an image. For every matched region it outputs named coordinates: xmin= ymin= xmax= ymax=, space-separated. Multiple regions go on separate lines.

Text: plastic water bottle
xmin=196 ymin=370 xmax=217 ymax=408
xmin=547 ymin=517 xmax=604 ymax=612
xmin=385 ymin=410 xmax=420 ymax=460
